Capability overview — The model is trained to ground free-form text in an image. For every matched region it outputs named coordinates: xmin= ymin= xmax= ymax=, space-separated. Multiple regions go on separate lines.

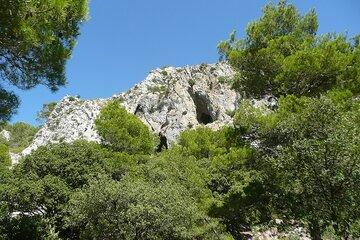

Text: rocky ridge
xmin=8 ymin=63 xmax=309 ymax=239
xmin=12 ymin=62 xmax=276 ymax=164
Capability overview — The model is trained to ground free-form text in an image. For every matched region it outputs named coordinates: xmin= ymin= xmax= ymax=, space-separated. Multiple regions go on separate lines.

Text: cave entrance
xmin=189 ymin=89 xmax=216 ymax=125
xmin=134 ymin=104 xmax=144 ymax=115
xmin=156 ymin=134 xmax=168 ymax=152
xmin=198 ymin=112 xmax=213 ymax=125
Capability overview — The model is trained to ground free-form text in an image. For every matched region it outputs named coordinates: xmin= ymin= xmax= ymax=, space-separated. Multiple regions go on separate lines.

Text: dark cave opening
xmin=134 ymin=104 xmax=144 ymax=115
xmin=198 ymin=112 xmax=213 ymax=125
xmin=188 ymin=88 xmax=216 ymax=125
xmin=156 ymin=134 xmax=168 ymax=152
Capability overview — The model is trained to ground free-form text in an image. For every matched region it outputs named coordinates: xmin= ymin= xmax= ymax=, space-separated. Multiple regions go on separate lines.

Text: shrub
xmin=2 ymin=122 xmax=38 ymax=153
xmin=95 ymin=101 xmax=156 ymax=154
xmin=0 ymin=144 xmax=10 ymax=167
xmin=147 ymin=85 xmax=167 ymax=95
xmin=4 ymin=141 xmax=118 ymax=239
xmin=65 ymin=177 xmax=231 ymax=240
xmin=188 ymin=79 xmax=195 ymax=87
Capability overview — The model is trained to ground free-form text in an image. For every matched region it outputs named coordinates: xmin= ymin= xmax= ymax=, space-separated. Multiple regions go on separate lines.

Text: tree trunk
xmin=309 ymin=220 xmax=322 ymax=240
xmin=343 ymin=223 xmax=350 ymax=240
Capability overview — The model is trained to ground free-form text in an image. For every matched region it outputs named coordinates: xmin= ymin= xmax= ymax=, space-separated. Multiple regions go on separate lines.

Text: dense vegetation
xmin=0 ymin=0 xmax=89 ymax=122
xmin=218 ymin=1 xmax=360 ymax=98
xmin=0 ymin=1 xmax=359 ymax=240
xmin=0 ymin=122 xmax=38 ymax=153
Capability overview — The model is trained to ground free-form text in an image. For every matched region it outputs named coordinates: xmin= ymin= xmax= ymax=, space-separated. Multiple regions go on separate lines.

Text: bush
xmin=95 ymin=100 xmax=156 ymax=154
xmin=3 ymin=141 xmax=117 ymax=239
xmin=65 ymin=177 xmax=231 ymax=240
xmin=218 ymin=1 xmax=360 ymax=97
xmin=1 ymin=122 xmax=38 ymax=153
xmin=14 ymin=141 xmax=113 ymax=189
xmin=0 ymin=143 xmax=10 ymax=167
xmin=245 ymin=94 xmax=360 ymax=239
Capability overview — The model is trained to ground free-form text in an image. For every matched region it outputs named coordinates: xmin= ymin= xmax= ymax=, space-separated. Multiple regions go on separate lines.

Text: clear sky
xmin=11 ymin=0 xmax=360 ymax=125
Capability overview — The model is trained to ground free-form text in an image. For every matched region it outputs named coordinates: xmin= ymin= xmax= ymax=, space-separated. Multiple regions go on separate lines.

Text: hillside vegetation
xmin=0 ymin=1 xmax=360 ymax=240
xmin=0 ymin=123 xmax=39 ymax=153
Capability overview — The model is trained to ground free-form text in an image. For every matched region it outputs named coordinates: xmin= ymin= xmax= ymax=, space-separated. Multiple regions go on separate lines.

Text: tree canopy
xmin=0 ymin=122 xmax=38 ymax=153
xmin=1 ymin=1 xmax=360 ymax=240
xmin=95 ymin=100 xmax=157 ymax=155
xmin=218 ymin=0 xmax=360 ymax=97
xmin=0 ymin=0 xmax=89 ymax=122
xmin=234 ymin=91 xmax=360 ymax=239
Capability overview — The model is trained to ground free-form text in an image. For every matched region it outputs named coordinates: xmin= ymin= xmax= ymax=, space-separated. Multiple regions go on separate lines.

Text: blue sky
xmin=11 ymin=0 xmax=360 ymax=125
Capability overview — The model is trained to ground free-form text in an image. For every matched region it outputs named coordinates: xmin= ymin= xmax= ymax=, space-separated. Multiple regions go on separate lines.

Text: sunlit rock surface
xmin=13 ymin=62 xmax=276 ymax=164
xmin=0 ymin=129 xmax=11 ymax=142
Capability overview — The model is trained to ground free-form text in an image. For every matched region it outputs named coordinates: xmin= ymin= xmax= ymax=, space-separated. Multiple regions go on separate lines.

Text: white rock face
xmin=14 ymin=62 xmax=275 ymax=164
xmin=21 ymin=97 xmax=107 ymax=157
xmin=9 ymin=153 xmax=21 ymax=165
xmin=0 ymin=129 xmax=11 ymax=142
xmin=116 ymin=62 xmax=239 ymax=145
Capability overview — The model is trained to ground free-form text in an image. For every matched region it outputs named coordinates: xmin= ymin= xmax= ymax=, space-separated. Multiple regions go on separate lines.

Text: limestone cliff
xmin=13 ymin=62 xmax=276 ymax=164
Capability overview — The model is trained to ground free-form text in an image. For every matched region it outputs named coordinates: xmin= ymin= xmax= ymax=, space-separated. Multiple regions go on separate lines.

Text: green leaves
xmin=1 ymin=122 xmax=39 ymax=153
xmin=0 ymin=0 xmax=89 ymax=120
xmin=65 ymin=177 xmax=226 ymax=240
xmin=1 ymin=141 xmax=117 ymax=238
xmin=95 ymin=100 xmax=157 ymax=155
xmin=0 ymin=143 xmax=10 ymax=167
xmin=219 ymin=1 xmax=360 ymax=97
xmin=15 ymin=141 xmax=113 ymax=189
xmin=0 ymin=89 xmax=20 ymax=122
xmin=244 ymin=93 xmax=360 ymax=238
xmin=1 ymin=1 xmax=359 ymax=238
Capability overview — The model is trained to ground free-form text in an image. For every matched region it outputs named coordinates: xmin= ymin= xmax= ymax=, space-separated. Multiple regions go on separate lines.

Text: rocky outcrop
xmin=20 ymin=96 xmax=107 ymax=158
xmin=117 ymin=62 xmax=239 ymax=145
xmin=13 ymin=62 xmax=275 ymax=164
xmin=250 ymin=220 xmax=310 ymax=240
xmin=0 ymin=129 xmax=11 ymax=142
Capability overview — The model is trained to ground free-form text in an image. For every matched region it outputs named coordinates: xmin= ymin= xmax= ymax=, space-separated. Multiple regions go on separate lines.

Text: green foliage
xmin=176 ymin=127 xmax=271 ymax=238
xmin=219 ymin=1 xmax=360 ymax=97
xmin=178 ymin=127 xmax=228 ymax=159
xmin=233 ymin=100 xmax=269 ymax=134
xmin=0 ymin=143 xmax=10 ymax=167
xmin=95 ymin=100 xmax=156 ymax=154
xmin=67 ymin=96 xmax=77 ymax=102
xmin=147 ymin=85 xmax=167 ymax=98
xmin=0 ymin=0 xmax=89 ymax=121
xmin=0 ymin=143 xmax=11 ymax=188
xmin=37 ymin=102 xmax=57 ymax=124
xmin=218 ymin=76 xmax=231 ymax=85
xmin=1 ymin=138 xmax=159 ymax=239
xmin=233 ymin=92 xmax=360 ymax=239
xmin=1 ymin=1 xmax=360 ymax=239
xmin=14 ymin=141 xmax=113 ymax=190
xmin=225 ymin=109 xmax=235 ymax=117
xmin=138 ymin=148 xmax=213 ymax=210
xmin=0 ymin=143 xmax=11 ymax=235
xmin=223 ymin=7 xmax=360 ymax=228
xmin=188 ymin=78 xmax=195 ymax=87
xmin=1 ymin=141 xmax=115 ymax=239
xmin=161 ymin=70 xmax=168 ymax=76
xmin=1 ymin=133 xmax=233 ymax=239
xmin=65 ymin=177 xmax=231 ymax=240
xmin=1 ymin=122 xmax=38 ymax=153
xmin=350 ymin=220 xmax=360 ymax=238
xmin=0 ymin=90 xmax=19 ymax=123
